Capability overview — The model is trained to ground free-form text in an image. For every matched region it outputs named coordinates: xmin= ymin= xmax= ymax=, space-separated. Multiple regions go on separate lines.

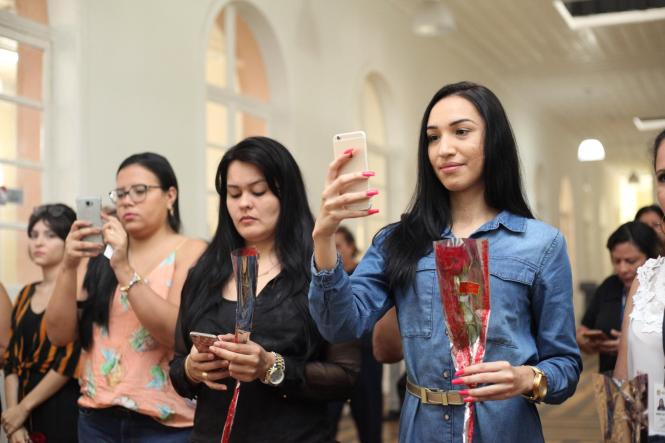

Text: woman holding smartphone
xmin=309 ymin=81 xmax=581 ymax=442
xmin=44 ymin=152 xmax=206 ymax=441
xmin=577 ymin=221 xmax=659 ymax=373
xmin=169 ymin=137 xmax=358 ymax=442
xmin=2 ymin=204 xmax=80 ymax=443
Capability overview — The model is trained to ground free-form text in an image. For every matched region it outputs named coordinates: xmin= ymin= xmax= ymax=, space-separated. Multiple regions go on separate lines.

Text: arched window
xmin=205 ymin=3 xmax=272 ymax=234
xmin=356 ymin=74 xmax=390 ymax=250
xmin=0 ymin=0 xmax=49 ymax=291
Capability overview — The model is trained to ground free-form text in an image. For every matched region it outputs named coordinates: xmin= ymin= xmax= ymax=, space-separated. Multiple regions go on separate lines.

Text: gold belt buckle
xmin=421 ymin=387 xmax=447 ymax=405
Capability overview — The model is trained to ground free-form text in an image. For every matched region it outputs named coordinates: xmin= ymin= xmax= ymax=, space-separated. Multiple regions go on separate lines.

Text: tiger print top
xmin=3 ymin=283 xmax=81 ymax=397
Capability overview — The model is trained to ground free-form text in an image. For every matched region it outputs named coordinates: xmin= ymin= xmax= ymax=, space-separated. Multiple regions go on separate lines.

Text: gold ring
xmin=202 ymin=371 xmax=208 ymax=380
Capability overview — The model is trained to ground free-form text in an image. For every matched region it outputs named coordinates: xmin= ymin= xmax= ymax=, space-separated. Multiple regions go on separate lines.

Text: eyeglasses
xmin=109 ymin=184 xmax=162 ymax=204
xmin=32 ymin=204 xmax=68 ymax=218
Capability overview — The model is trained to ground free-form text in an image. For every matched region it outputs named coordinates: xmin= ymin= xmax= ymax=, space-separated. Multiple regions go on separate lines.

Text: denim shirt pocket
xmin=398 ymin=257 xmax=434 ymax=338
xmin=486 ymin=256 xmax=537 ymax=352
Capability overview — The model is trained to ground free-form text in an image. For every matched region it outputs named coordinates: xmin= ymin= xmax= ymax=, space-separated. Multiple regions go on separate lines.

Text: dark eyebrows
xmin=426 ymin=119 xmax=476 ymax=131
xmin=227 ymin=179 xmax=267 ymax=189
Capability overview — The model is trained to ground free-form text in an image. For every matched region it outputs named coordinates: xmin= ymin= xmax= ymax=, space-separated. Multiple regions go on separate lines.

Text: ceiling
xmin=390 ymin=0 xmax=665 ymax=168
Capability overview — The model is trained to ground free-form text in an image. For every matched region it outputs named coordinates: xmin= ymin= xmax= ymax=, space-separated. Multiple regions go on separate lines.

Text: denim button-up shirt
xmin=309 ymin=211 xmax=582 ymax=442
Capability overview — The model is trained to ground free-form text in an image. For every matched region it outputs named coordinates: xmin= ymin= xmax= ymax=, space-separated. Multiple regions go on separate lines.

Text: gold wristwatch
xmin=261 ymin=352 xmax=285 ymax=386
xmin=522 ymin=366 xmax=548 ymax=402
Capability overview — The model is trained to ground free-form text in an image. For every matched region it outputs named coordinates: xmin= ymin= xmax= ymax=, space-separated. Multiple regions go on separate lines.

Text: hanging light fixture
xmin=412 ymin=0 xmax=456 ymax=36
xmin=577 ymin=138 xmax=605 ymax=162
xmin=628 ymin=171 xmax=640 ymax=184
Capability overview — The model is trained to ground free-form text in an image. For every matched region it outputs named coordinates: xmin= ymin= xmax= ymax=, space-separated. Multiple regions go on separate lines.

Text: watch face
xmin=270 ymin=368 xmax=285 ymax=385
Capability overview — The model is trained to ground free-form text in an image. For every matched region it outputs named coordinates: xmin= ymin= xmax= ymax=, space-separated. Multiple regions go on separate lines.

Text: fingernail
xmin=366 ymin=189 xmax=379 ymax=197
xmin=362 ymin=171 xmax=375 ymax=177
xmin=451 ymin=378 xmax=465 ymax=385
xmin=343 ymin=148 xmax=354 ymax=156
xmin=455 ymin=369 xmax=465 ymax=376
xmin=367 ymin=209 xmax=380 ymax=215
xmin=458 ymin=389 xmax=469 ymax=395
xmin=464 ymin=396 xmax=475 ymax=403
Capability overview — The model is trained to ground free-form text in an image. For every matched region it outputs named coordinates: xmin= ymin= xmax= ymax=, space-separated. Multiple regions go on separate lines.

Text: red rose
xmin=436 ymin=245 xmax=468 ymax=275
xmin=29 ymin=432 xmax=47 ymax=443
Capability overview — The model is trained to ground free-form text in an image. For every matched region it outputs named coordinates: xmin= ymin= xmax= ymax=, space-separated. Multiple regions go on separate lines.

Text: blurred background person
xmin=634 ymin=204 xmax=665 ymax=246
xmin=1 ymin=204 xmax=80 ymax=443
xmin=615 ymin=129 xmax=665 ymax=442
xmin=45 ymin=153 xmax=206 ymax=441
xmin=328 ymin=226 xmax=383 ymax=443
xmin=577 ymin=221 xmax=659 ymax=374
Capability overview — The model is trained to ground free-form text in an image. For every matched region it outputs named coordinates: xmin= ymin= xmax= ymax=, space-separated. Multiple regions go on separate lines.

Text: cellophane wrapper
xmin=434 ymin=238 xmax=490 ymax=443
xmin=592 ymin=373 xmax=648 ymax=443
xmin=221 ymin=247 xmax=258 ymax=443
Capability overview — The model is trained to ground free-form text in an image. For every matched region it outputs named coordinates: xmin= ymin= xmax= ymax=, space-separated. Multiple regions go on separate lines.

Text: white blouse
xmin=629 ymin=257 xmax=665 ymax=436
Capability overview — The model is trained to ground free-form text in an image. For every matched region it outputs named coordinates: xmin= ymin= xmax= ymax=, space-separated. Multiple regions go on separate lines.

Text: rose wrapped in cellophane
xmin=435 ymin=238 xmax=490 ymax=443
xmin=221 ymin=247 xmax=258 ymax=443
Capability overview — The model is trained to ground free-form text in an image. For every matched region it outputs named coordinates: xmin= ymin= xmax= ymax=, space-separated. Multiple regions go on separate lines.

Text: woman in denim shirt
xmin=308 ymin=81 xmax=582 ymax=442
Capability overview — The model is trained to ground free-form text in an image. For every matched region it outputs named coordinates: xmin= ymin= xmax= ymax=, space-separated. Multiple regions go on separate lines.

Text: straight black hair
xmin=607 ymin=221 xmax=660 ymax=259
xmin=79 ymin=152 xmax=182 ymax=349
xmin=28 ymin=203 xmax=76 ymax=242
xmin=178 ymin=137 xmax=314 ymax=344
xmin=380 ymin=81 xmax=533 ymax=291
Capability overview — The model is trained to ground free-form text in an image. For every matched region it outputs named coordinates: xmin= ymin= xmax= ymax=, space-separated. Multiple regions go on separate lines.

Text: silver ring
xmin=202 ymin=371 xmax=208 ymax=380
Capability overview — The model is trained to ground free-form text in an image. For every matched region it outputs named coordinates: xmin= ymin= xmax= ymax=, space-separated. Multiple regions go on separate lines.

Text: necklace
xmin=258 ymin=260 xmax=280 ymax=277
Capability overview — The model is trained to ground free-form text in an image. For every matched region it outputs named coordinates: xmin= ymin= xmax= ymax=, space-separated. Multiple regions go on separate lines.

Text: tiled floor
xmin=338 ymin=354 xmax=601 ymax=442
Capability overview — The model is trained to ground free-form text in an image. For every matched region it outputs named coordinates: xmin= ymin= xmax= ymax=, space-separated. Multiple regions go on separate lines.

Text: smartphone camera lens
xmin=86 ymin=201 xmax=92 ymax=207
xmin=336 ymin=136 xmax=341 ymax=140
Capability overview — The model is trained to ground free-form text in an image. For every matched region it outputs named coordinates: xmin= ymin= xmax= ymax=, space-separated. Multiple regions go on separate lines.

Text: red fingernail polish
xmin=366 ymin=189 xmax=379 ymax=197
xmin=451 ymin=378 xmax=465 ymax=385
xmin=458 ymin=389 xmax=469 ymax=395
xmin=362 ymin=171 xmax=375 ymax=177
xmin=343 ymin=148 xmax=354 ymax=156
xmin=464 ymin=397 xmax=475 ymax=403
xmin=367 ymin=209 xmax=380 ymax=215
xmin=455 ymin=369 xmax=465 ymax=376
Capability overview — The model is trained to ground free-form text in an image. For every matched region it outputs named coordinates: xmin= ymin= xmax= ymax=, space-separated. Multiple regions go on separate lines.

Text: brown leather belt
xmin=406 ymin=379 xmax=464 ymax=406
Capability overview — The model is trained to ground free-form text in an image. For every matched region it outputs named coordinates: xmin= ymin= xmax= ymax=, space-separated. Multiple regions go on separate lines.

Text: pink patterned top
xmin=78 ymin=249 xmax=195 ymax=427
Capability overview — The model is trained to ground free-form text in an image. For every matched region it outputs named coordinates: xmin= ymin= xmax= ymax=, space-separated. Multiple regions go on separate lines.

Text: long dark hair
xmin=179 ymin=137 xmax=314 ymax=341
xmin=80 ymin=152 xmax=182 ymax=349
xmin=381 ymin=81 xmax=533 ymax=291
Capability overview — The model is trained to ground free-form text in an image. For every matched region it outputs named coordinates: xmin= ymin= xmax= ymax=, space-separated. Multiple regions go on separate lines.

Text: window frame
xmin=205 ymin=4 xmax=274 ymax=234
xmin=0 ymin=10 xmax=51 ymax=292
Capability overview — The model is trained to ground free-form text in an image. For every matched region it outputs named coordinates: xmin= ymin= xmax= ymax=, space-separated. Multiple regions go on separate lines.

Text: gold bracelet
xmin=184 ymin=355 xmax=198 ymax=383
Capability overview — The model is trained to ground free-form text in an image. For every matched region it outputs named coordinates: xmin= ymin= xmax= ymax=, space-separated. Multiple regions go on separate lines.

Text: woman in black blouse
xmin=170 ymin=137 xmax=358 ymax=442
xmin=2 ymin=204 xmax=81 ymax=443
xmin=577 ymin=221 xmax=660 ymax=373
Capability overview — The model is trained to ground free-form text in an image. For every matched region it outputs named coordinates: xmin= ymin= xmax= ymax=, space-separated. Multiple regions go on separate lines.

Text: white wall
xmin=45 ymin=0 xmax=612 ymax=310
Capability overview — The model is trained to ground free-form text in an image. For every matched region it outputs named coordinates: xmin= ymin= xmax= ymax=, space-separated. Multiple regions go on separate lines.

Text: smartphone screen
xmin=333 ymin=131 xmax=370 ymax=211
xmin=75 ymin=197 xmax=103 ymax=245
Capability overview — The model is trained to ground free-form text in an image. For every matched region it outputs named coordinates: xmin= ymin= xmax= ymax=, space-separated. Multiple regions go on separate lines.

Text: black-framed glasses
xmin=32 ymin=204 xmax=69 ymax=218
xmin=108 ymin=184 xmax=162 ymax=204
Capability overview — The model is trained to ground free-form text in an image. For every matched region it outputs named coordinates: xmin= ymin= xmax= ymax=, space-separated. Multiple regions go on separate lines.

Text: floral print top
xmin=78 ymin=250 xmax=195 ymax=427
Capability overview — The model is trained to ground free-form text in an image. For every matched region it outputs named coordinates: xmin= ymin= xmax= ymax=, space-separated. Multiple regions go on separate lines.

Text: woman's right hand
xmin=186 ymin=345 xmax=230 ymax=391
xmin=8 ymin=427 xmax=30 ymax=443
xmin=313 ymin=149 xmax=378 ymax=239
xmin=63 ymin=220 xmax=104 ymax=269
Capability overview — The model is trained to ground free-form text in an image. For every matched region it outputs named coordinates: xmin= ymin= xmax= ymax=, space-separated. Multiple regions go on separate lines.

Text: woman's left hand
xmin=101 ymin=213 xmax=131 ymax=277
xmin=209 ymin=334 xmax=275 ymax=383
xmin=1 ymin=403 xmax=29 ymax=436
xmin=452 ymin=361 xmax=534 ymax=402
xmin=8 ymin=427 xmax=30 ymax=443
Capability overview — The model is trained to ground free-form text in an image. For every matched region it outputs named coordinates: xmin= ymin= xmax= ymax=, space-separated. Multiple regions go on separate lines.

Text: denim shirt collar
xmin=440 ymin=210 xmax=527 ymax=238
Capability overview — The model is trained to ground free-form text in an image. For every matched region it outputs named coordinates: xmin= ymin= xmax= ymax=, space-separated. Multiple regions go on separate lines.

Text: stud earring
xmin=169 ymin=207 xmax=174 ymax=217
